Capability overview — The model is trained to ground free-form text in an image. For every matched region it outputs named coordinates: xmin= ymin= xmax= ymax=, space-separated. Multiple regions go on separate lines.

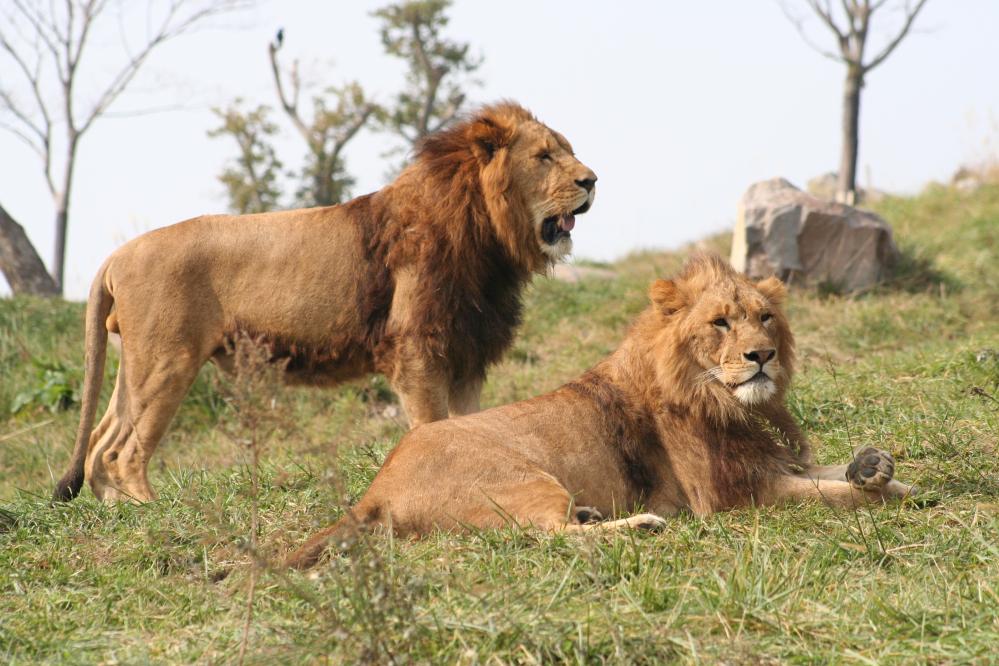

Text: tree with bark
xmin=781 ymin=0 xmax=930 ymax=204
xmin=0 ymin=0 xmax=247 ymax=295
xmin=268 ymin=35 xmax=378 ymax=207
xmin=0 ymin=202 xmax=59 ymax=295
xmin=210 ymin=33 xmax=378 ymax=211
xmin=374 ymin=0 xmax=481 ymax=157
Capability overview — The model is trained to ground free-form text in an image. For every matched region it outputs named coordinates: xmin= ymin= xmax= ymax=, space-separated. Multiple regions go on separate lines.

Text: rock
xmin=553 ymin=263 xmax=615 ymax=284
xmin=806 ymin=172 xmax=886 ymax=204
xmin=806 ymin=172 xmax=840 ymax=201
xmin=731 ymin=178 xmax=900 ymax=293
xmin=951 ymin=166 xmax=984 ymax=193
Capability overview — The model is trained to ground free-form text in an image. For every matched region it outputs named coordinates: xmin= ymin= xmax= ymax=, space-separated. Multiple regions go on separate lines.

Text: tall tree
xmin=781 ymin=0 xmax=930 ymax=204
xmin=208 ymin=102 xmax=284 ymax=214
xmin=374 ymin=0 xmax=481 ymax=154
xmin=0 ymin=0 xmax=247 ymax=295
xmin=268 ymin=34 xmax=378 ymax=207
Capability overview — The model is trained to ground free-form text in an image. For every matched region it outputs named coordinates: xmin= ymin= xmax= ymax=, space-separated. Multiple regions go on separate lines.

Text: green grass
xmin=1 ymin=183 xmax=997 ymax=663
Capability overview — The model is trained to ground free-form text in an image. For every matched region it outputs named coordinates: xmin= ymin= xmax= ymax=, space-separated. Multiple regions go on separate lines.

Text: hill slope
xmin=1 ymin=183 xmax=997 ymax=663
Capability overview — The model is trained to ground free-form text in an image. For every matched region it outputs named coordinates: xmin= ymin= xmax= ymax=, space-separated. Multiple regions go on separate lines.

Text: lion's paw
xmin=574 ymin=506 xmax=603 ymax=524
xmin=626 ymin=513 xmax=668 ymax=531
xmin=846 ymin=447 xmax=895 ymax=490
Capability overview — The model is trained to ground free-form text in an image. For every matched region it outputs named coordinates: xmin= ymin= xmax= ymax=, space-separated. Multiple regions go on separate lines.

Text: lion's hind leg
xmin=87 ymin=344 xmax=204 ymax=502
xmin=481 ymin=477 xmax=668 ymax=534
xmin=561 ymin=513 xmax=668 ymax=533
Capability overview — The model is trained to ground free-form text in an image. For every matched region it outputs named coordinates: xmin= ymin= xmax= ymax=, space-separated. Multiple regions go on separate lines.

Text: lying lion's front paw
xmin=574 ymin=506 xmax=603 ymax=524
xmin=846 ymin=447 xmax=895 ymax=489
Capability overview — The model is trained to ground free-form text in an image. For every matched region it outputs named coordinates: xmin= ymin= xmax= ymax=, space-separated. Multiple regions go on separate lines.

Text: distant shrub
xmin=11 ymin=359 xmax=80 ymax=415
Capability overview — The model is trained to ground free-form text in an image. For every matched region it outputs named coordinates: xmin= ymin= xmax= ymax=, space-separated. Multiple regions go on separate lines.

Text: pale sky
xmin=2 ymin=0 xmax=997 ymax=299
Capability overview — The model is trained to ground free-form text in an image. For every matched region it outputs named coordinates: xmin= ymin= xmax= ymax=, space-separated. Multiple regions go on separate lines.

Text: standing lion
xmin=54 ymin=102 xmax=597 ymax=503
xmin=286 ymin=255 xmax=916 ymax=569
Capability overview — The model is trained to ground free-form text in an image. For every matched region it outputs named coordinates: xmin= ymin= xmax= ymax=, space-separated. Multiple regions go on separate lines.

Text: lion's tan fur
xmin=287 ymin=255 xmax=914 ymax=568
xmin=55 ymin=102 xmax=597 ymax=503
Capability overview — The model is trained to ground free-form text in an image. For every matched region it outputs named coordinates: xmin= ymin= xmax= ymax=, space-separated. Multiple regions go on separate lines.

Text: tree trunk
xmin=837 ymin=66 xmax=864 ymax=205
xmin=53 ymin=137 xmax=78 ymax=294
xmin=0 ymin=202 xmax=59 ymax=296
xmin=53 ymin=207 xmax=69 ymax=293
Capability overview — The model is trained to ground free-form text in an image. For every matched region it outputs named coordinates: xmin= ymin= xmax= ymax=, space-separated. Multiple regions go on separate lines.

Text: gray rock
xmin=731 ymin=178 xmax=899 ymax=293
xmin=553 ymin=263 xmax=616 ymax=284
xmin=806 ymin=172 xmax=886 ymax=204
xmin=951 ymin=166 xmax=984 ymax=193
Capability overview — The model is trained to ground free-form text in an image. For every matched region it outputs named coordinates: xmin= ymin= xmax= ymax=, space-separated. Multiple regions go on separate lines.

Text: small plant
xmin=10 ymin=359 xmax=79 ymax=415
xmin=212 ymin=333 xmax=289 ymax=666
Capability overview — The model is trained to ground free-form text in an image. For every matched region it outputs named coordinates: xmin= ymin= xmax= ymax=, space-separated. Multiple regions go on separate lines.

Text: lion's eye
xmin=761 ymin=313 xmax=772 ymax=323
xmin=712 ymin=318 xmax=729 ymax=329
xmin=538 ymin=152 xmax=552 ymax=162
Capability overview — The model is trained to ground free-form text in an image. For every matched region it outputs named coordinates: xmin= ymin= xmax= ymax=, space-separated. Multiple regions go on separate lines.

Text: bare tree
xmin=781 ymin=0 xmax=930 ymax=203
xmin=0 ymin=0 xmax=247 ymax=295
xmin=373 ymin=0 xmax=481 ymax=156
xmin=268 ymin=35 xmax=378 ymax=207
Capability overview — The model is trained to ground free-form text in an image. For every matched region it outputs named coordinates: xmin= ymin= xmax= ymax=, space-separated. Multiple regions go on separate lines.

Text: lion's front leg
xmin=389 ymin=341 xmax=450 ymax=428
xmin=799 ymin=445 xmax=916 ymax=502
xmin=808 ymin=446 xmax=894 ymax=486
xmin=448 ymin=376 xmax=483 ymax=418
xmin=396 ymin=383 xmax=449 ymax=428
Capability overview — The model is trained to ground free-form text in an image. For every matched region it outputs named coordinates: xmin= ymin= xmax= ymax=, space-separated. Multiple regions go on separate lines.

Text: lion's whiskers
xmin=696 ymin=367 xmax=723 ymax=386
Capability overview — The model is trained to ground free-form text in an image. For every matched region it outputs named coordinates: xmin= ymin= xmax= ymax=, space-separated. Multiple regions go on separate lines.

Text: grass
xmin=1 ymin=182 xmax=997 ymax=663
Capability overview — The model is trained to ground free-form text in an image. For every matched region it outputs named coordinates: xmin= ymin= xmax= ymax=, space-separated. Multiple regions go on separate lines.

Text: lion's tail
xmin=53 ymin=261 xmax=114 ymax=502
xmin=283 ymin=503 xmax=383 ymax=569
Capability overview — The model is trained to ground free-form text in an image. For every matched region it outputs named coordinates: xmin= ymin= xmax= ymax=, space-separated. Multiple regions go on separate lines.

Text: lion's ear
xmin=649 ymin=279 xmax=685 ymax=315
xmin=756 ymin=276 xmax=787 ymax=304
xmin=468 ymin=117 xmax=510 ymax=166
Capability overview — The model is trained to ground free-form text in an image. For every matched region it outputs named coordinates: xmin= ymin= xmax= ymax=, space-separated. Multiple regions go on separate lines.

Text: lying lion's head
xmin=412 ymin=102 xmax=596 ymax=269
xmin=648 ymin=255 xmax=794 ymax=418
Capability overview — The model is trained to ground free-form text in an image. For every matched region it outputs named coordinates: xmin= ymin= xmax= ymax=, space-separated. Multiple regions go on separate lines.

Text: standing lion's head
xmin=410 ymin=102 xmax=597 ymax=271
xmin=646 ymin=255 xmax=795 ymax=421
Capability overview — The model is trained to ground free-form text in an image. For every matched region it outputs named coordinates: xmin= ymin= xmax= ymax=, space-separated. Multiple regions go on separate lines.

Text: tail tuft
xmin=52 ymin=472 xmax=84 ymax=502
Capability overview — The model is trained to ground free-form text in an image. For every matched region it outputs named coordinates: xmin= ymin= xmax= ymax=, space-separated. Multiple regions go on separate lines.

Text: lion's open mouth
xmin=541 ymin=202 xmax=591 ymax=245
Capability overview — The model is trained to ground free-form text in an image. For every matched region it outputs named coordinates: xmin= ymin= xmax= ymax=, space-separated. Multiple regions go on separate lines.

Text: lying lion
xmin=287 ymin=254 xmax=915 ymax=568
xmin=54 ymin=102 xmax=597 ymax=503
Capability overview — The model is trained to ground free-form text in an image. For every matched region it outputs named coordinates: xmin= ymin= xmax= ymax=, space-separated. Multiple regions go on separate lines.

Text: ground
xmin=1 ymin=182 xmax=997 ymax=663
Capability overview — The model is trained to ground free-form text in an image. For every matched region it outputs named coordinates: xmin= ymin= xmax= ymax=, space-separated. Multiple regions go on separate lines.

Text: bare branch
xmin=0 ymin=118 xmax=45 ymax=158
xmin=330 ymin=103 xmax=378 ymax=162
xmin=11 ymin=0 xmax=66 ymax=82
xmin=864 ymin=0 xmax=930 ymax=71
xmin=268 ymin=42 xmax=313 ymax=146
xmin=0 ymin=31 xmax=55 ymax=132
xmin=0 ymin=87 xmax=46 ymax=147
xmin=806 ymin=0 xmax=847 ymax=41
xmin=78 ymin=1 xmax=246 ymax=135
xmin=778 ymin=1 xmax=846 ymax=63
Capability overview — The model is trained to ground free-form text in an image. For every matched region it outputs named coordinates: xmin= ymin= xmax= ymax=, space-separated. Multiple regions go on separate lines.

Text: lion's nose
xmin=575 ymin=174 xmax=597 ymax=193
xmin=744 ymin=349 xmax=776 ymax=365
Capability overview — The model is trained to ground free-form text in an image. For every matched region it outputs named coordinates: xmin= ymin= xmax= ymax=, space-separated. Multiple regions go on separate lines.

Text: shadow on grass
xmin=881 ymin=244 xmax=960 ymax=294
xmin=812 ymin=243 xmax=961 ymax=298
